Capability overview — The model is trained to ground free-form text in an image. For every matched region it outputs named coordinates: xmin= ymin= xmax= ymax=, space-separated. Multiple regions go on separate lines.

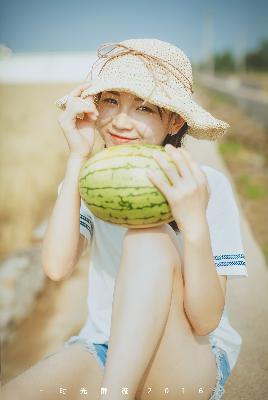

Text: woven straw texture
xmin=55 ymin=38 xmax=230 ymax=140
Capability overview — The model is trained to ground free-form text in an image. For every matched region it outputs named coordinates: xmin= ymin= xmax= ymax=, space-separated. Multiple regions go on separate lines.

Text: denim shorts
xmin=63 ymin=336 xmax=231 ymax=399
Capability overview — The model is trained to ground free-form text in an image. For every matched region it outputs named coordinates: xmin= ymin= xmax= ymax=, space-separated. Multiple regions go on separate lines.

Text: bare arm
xmin=42 ymin=82 xmax=98 ymax=281
xmin=146 ymin=147 xmax=226 ymax=337
xmin=41 ymin=156 xmax=89 ymax=281
xmin=182 ymin=219 xmax=225 ymax=336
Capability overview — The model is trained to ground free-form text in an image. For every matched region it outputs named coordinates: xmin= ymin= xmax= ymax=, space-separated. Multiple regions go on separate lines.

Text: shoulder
xmin=199 ymin=165 xmax=234 ymax=197
xmin=200 ymin=164 xmax=230 ymax=186
xmin=200 ymin=165 xmax=240 ymax=222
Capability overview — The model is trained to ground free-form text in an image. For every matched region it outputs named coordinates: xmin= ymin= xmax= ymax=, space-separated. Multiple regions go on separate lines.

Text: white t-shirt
xmin=57 ymin=164 xmax=248 ymax=372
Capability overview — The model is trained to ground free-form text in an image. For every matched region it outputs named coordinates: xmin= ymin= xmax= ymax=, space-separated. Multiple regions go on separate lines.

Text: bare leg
xmin=100 ymin=227 xmax=179 ymax=400
xmin=2 ymin=343 xmax=104 ymax=400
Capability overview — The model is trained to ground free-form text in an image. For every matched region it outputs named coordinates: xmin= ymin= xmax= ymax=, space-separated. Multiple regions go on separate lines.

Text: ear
xmin=169 ymin=114 xmax=185 ymax=136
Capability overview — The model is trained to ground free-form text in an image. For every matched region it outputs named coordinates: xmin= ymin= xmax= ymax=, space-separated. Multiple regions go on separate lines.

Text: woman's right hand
xmin=57 ymin=82 xmax=99 ymax=160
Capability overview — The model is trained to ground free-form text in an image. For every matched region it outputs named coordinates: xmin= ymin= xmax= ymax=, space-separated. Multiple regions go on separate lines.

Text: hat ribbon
xmin=87 ymin=42 xmax=194 ymax=107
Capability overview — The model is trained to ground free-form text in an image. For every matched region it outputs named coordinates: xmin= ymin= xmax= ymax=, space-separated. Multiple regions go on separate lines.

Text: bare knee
xmin=123 ymin=225 xmax=182 ymax=271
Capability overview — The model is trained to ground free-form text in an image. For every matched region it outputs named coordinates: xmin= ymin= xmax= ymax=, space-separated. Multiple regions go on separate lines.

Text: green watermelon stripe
xmin=82 ymin=151 xmax=169 ymax=171
xmin=83 ymin=200 xmax=167 ymax=211
xmin=80 ymin=185 xmax=159 ymax=190
xmin=86 ymin=145 xmax=163 ymax=162
xmin=81 ymin=164 xmax=166 ymax=181
xmin=80 ymin=151 xmax=173 ymax=175
xmin=80 ymin=191 xmax=164 ymax=200
xmin=89 ymin=204 xmax=170 ymax=220
xmin=86 ymin=153 xmax=163 ymax=167
xmin=78 ymin=144 xmax=174 ymax=227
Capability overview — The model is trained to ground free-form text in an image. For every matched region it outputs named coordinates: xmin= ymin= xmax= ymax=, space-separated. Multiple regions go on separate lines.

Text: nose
xmin=112 ymin=112 xmax=133 ymax=131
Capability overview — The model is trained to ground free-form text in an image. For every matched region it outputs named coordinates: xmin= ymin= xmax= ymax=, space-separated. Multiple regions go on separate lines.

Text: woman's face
xmin=95 ymin=90 xmax=184 ymax=148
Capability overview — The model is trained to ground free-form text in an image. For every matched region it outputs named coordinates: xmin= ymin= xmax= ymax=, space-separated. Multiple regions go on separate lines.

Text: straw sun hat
xmin=55 ymin=38 xmax=230 ymax=140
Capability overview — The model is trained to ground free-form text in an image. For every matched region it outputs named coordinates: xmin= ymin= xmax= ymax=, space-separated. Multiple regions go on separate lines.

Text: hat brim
xmin=83 ymin=77 xmax=230 ymax=140
xmin=56 ymin=78 xmax=230 ymax=140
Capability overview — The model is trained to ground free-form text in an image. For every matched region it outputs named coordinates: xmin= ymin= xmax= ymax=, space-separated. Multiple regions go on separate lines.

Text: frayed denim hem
xmin=208 ymin=346 xmax=228 ymax=400
xmin=63 ymin=335 xmax=105 ymax=371
xmin=64 ymin=336 xmax=230 ymax=400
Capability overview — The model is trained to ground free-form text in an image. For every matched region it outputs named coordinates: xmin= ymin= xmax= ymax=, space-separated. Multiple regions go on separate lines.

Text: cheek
xmin=140 ymin=120 xmax=166 ymax=141
xmin=96 ymin=107 xmax=113 ymax=128
xmin=97 ymin=103 xmax=117 ymax=118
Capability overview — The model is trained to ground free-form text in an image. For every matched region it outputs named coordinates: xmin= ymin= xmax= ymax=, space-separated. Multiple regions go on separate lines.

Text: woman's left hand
xmin=146 ymin=144 xmax=211 ymax=237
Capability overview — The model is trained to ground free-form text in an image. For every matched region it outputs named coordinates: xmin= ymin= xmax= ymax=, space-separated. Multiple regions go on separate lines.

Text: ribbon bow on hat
xmin=86 ymin=42 xmax=194 ymax=105
xmin=55 ymin=38 xmax=230 ymax=140
xmin=56 ymin=41 xmax=193 ymax=111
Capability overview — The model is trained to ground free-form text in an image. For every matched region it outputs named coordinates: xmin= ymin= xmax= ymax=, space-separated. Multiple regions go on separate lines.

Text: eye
xmin=102 ymin=97 xmax=118 ymax=104
xmin=138 ymin=106 xmax=154 ymax=113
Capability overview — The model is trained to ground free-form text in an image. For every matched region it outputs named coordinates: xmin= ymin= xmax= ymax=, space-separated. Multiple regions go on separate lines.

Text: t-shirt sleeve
xmin=204 ymin=167 xmax=248 ymax=279
xmin=57 ymin=180 xmax=94 ymax=242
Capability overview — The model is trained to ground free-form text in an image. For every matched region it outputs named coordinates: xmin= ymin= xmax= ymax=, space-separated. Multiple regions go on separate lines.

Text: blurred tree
xmin=214 ymin=50 xmax=236 ymax=72
xmin=197 ymin=38 xmax=268 ymax=73
xmin=245 ymin=39 xmax=268 ymax=71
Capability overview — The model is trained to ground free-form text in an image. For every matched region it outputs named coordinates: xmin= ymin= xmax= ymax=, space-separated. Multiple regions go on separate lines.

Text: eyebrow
xmin=103 ymin=90 xmax=166 ymax=119
xmin=105 ymin=90 xmax=143 ymax=102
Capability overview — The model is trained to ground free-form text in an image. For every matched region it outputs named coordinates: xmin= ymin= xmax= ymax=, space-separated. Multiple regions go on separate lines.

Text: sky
xmin=0 ymin=0 xmax=267 ymax=63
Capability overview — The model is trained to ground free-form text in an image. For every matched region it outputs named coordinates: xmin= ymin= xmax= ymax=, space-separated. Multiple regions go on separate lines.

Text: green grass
xmin=219 ymin=140 xmax=242 ymax=156
xmin=211 ymin=91 xmax=234 ymax=104
xmin=237 ymin=174 xmax=268 ymax=199
xmin=262 ymin=242 xmax=268 ymax=266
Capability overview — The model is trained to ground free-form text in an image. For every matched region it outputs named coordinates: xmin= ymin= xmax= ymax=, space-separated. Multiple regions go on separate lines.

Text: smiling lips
xmin=109 ymin=132 xmax=138 ymax=142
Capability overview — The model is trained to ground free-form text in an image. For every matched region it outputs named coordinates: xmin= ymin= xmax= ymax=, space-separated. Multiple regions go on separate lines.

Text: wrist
xmin=65 ymin=156 xmax=87 ymax=184
xmin=67 ymin=155 xmax=88 ymax=171
xmin=69 ymin=153 xmax=89 ymax=163
xmin=179 ymin=216 xmax=209 ymax=242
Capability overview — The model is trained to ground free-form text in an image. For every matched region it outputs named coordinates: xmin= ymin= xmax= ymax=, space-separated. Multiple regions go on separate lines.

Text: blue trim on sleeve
xmin=214 ymin=253 xmax=246 ymax=268
xmin=80 ymin=214 xmax=94 ymax=238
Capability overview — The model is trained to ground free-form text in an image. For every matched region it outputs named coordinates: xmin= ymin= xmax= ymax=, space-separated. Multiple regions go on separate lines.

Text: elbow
xmin=42 ymin=260 xmax=74 ymax=281
xmin=194 ymin=325 xmax=217 ymax=336
xmin=193 ymin=312 xmax=223 ymax=336
xmin=188 ymin=295 xmax=225 ymax=337
xmin=41 ymin=249 xmax=69 ymax=282
xmin=42 ymin=258 xmax=68 ymax=282
xmin=42 ymin=264 xmax=65 ymax=282
xmin=41 ymin=254 xmax=61 ymax=281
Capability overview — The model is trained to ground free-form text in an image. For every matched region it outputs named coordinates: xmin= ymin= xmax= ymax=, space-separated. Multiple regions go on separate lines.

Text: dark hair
xmin=162 ymin=121 xmax=188 ymax=234
xmin=94 ymin=92 xmax=188 ymax=234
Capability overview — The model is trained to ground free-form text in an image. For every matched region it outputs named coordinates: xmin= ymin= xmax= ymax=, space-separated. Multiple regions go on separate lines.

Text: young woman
xmin=3 ymin=38 xmax=248 ymax=400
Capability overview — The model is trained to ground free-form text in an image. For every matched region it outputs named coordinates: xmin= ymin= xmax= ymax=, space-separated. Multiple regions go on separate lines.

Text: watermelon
xmin=78 ymin=144 xmax=177 ymax=228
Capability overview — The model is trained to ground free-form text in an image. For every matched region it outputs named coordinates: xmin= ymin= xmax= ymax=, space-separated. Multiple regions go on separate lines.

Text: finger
xmin=64 ymin=99 xmax=98 ymax=122
xmin=55 ymin=82 xmax=92 ymax=111
xmin=152 ymin=151 xmax=181 ymax=187
xmin=68 ymin=82 xmax=92 ymax=98
xmin=179 ymin=148 xmax=207 ymax=185
xmin=80 ymin=88 xmax=96 ymax=100
xmin=66 ymin=97 xmax=97 ymax=114
xmin=80 ymin=98 xmax=98 ymax=114
xmin=147 ymin=169 xmax=172 ymax=200
xmin=55 ymin=94 xmax=69 ymax=111
xmin=164 ymin=144 xmax=192 ymax=180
